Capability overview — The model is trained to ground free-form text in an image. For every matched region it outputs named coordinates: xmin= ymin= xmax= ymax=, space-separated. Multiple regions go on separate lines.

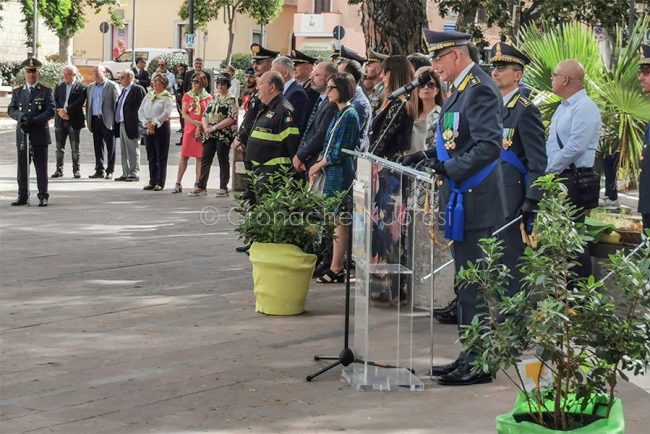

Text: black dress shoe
xmin=73 ymin=171 xmax=81 ymax=178
xmin=114 ymin=176 xmax=127 ymax=181
xmin=434 ymin=310 xmax=458 ymax=325
xmin=143 ymin=185 xmax=155 ymax=191
xmin=89 ymin=171 xmax=104 ymax=179
xmin=236 ymin=244 xmax=252 ymax=253
xmin=11 ymin=198 xmax=29 ymax=206
xmin=430 ymin=358 xmax=461 ymax=376
xmin=51 ymin=171 xmax=63 ymax=178
xmin=438 ymin=363 xmax=492 ymax=386
xmin=105 ymin=173 xmax=113 ymax=180
xmin=125 ymin=176 xmax=140 ymax=182
xmin=433 ymin=297 xmax=457 ymax=314
xmin=38 ymin=198 xmax=48 ymax=207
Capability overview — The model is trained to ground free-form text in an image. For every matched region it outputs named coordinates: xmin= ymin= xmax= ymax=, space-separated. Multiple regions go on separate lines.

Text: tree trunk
xmin=359 ymin=0 xmax=427 ymax=54
xmin=59 ymin=35 xmax=72 ymax=63
xmin=225 ymin=5 xmax=235 ymax=66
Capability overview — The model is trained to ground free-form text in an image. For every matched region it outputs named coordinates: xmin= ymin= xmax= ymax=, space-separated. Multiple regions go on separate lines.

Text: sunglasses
xmin=326 ymin=85 xmax=338 ymax=91
xmin=431 ymin=49 xmax=455 ymax=63
xmin=192 ymin=80 xmax=200 ymax=84
xmin=423 ymin=81 xmax=438 ymax=89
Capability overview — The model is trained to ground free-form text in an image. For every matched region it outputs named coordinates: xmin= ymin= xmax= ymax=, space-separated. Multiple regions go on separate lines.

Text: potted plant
xmin=458 ymin=175 xmax=650 ymax=433
xmin=235 ymin=168 xmax=342 ymax=315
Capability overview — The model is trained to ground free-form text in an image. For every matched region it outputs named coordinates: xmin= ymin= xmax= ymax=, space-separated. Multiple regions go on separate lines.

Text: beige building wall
xmin=72 ymin=1 xmax=296 ymax=66
xmin=0 ymin=0 xmax=60 ymax=62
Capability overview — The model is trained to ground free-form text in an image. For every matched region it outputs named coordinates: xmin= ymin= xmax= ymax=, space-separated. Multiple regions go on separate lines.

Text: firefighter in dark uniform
xmin=245 ymin=71 xmax=301 ymax=186
xmin=8 ymin=58 xmax=55 ymax=207
xmin=490 ymin=42 xmax=547 ymax=296
xmin=290 ymin=49 xmax=320 ymax=113
xmin=638 ymin=44 xmax=650 ymax=230
xmin=401 ymin=30 xmax=503 ymax=386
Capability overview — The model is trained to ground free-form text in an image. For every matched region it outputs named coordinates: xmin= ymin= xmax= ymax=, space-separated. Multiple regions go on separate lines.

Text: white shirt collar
xmin=502 ymin=88 xmax=519 ymax=107
xmin=283 ymin=78 xmax=295 ymax=93
xmin=452 ymin=62 xmax=475 ymax=89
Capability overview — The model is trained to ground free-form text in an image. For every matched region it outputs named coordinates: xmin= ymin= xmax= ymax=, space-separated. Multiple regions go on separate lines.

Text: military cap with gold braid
xmin=422 ymin=29 xmax=471 ymax=54
xmin=329 ymin=48 xmax=340 ymax=61
xmin=367 ymin=47 xmax=388 ymax=64
xmin=490 ymin=42 xmax=530 ymax=67
xmin=640 ymin=44 xmax=650 ymax=67
xmin=290 ymin=49 xmax=317 ymax=65
xmin=340 ymin=45 xmax=367 ymax=64
xmin=20 ymin=57 xmax=42 ymax=70
xmin=250 ymin=43 xmax=279 ymax=61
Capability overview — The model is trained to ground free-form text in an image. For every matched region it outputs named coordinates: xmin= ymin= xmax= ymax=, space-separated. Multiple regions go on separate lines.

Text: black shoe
xmin=89 ymin=171 xmax=104 ymax=179
xmin=38 ymin=198 xmax=48 ymax=207
xmin=143 ymin=185 xmax=155 ymax=191
xmin=125 ymin=176 xmax=140 ymax=182
xmin=437 ymin=363 xmax=492 ymax=386
xmin=11 ymin=198 xmax=28 ymax=206
xmin=430 ymin=358 xmax=461 ymax=376
xmin=51 ymin=171 xmax=63 ymax=178
xmin=433 ymin=297 xmax=457 ymax=315
xmin=105 ymin=173 xmax=113 ymax=180
xmin=73 ymin=171 xmax=81 ymax=178
xmin=236 ymin=244 xmax=251 ymax=253
xmin=175 ymin=141 xmax=182 ymax=146
xmin=434 ymin=310 xmax=458 ymax=325
xmin=114 ymin=176 xmax=128 ymax=181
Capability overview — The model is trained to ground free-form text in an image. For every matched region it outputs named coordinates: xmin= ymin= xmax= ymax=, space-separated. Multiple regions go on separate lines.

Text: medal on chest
xmin=442 ymin=112 xmax=459 ymax=150
xmin=502 ymin=128 xmax=515 ymax=150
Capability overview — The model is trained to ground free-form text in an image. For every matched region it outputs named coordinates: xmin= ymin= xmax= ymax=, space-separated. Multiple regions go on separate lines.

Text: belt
xmin=92 ymin=115 xmax=103 ymax=118
xmin=561 ymin=167 xmax=593 ymax=175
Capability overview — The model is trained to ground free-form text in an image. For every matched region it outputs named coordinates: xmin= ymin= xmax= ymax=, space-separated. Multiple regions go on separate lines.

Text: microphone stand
xmin=306 ymin=92 xmax=414 ymax=382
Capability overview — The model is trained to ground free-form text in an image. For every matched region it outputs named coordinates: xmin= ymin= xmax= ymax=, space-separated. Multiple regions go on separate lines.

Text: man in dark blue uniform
xmin=290 ymin=49 xmax=320 ymax=113
xmin=7 ymin=58 xmax=55 ymax=207
xmin=638 ymin=44 xmax=650 ymax=230
xmin=402 ymin=30 xmax=504 ymax=385
xmin=490 ymin=42 xmax=547 ymax=296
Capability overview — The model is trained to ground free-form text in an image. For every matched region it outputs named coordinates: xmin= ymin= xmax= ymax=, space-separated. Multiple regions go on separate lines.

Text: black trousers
xmin=54 ymin=122 xmax=81 ymax=172
xmin=602 ymin=152 xmax=620 ymax=201
xmin=643 ymin=213 xmax=649 ymax=230
xmin=144 ymin=122 xmax=170 ymax=187
xmin=197 ymin=138 xmax=231 ymax=190
xmin=91 ymin=116 xmax=115 ymax=174
xmin=17 ymin=144 xmax=48 ymax=200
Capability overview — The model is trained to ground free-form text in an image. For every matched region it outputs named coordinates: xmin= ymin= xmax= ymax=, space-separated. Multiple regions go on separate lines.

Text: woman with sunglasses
xmin=411 ymin=67 xmax=444 ymax=152
xmin=172 ymin=72 xmax=212 ymax=193
xmin=309 ymin=72 xmax=360 ymax=283
xmin=368 ymin=55 xmax=417 ymax=160
xmin=138 ymin=72 xmax=175 ymax=191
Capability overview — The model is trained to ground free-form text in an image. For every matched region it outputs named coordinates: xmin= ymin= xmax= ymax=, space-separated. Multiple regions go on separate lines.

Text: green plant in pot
xmin=235 ymin=168 xmax=342 ymax=315
xmin=458 ymin=175 xmax=650 ymax=433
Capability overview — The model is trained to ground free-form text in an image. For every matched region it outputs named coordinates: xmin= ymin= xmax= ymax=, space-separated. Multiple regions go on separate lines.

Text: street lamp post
xmin=32 ymin=0 xmax=38 ymax=58
xmin=131 ymin=0 xmax=137 ymax=69
xmin=188 ymin=0 xmax=195 ymax=65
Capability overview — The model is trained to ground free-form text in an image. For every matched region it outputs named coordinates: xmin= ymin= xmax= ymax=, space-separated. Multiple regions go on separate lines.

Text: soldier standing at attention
xmin=290 ymin=49 xmax=320 ymax=113
xmin=489 ymin=42 xmax=547 ymax=296
xmin=401 ymin=30 xmax=504 ymax=386
xmin=638 ymin=44 xmax=650 ymax=230
xmin=8 ymin=58 xmax=55 ymax=207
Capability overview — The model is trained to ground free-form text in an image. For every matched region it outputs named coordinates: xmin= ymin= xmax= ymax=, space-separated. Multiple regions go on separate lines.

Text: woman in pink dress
xmin=172 ymin=72 xmax=212 ymax=193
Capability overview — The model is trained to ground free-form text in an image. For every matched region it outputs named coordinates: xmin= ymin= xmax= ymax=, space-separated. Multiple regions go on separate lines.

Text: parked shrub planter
xmin=249 ymin=242 xmax=317 ymax=315
xmin=496 ymin=392 xmax=624 ymax=434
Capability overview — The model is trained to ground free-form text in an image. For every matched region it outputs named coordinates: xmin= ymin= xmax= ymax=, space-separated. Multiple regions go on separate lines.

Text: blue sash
xmin=436 ymin=122 xmax=497 ymax=242
xmin=500 ymin=149 xmax=528 ymax=186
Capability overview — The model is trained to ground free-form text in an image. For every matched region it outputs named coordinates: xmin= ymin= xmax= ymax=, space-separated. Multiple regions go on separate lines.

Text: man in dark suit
xmin=402 ymin=30 xmax=504 ymax=386
xmin=271 ymin=56 xmax=309 ymax=134
xmin=638 ymin=44 xmax=650 ymax=229
xmin=7 ymin=58 xmax=55 ymax=207
xmin=86 ymin=65 xmax=120 ymax=179
xmin=489 ymin=42 xmax=547 ymax=296
xmin=114 ymin=69 xmax=146 ymax=182
xmin=52 ymin=64 xmax=86 ymax=179
xmin=132 ymin=57 xmax=151 ymax=89
xmin=290 ymin=49 xmax=320 ymax=113
xmin=182 ymin=57 xmax=211 ymax=93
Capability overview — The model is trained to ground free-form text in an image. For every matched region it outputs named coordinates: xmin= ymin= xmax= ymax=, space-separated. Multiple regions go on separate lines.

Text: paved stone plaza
xmin=1 ymin=124 xmax=649 ymax=433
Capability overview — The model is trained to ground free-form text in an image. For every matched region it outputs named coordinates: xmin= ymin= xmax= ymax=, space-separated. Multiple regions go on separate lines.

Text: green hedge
xmin=147 ymin=52 xmax=191 ymax=76
xmin=12 ymin=62 xmax=71 ymax=88
xmin=0 ymin=61 xmax=22 ymax=86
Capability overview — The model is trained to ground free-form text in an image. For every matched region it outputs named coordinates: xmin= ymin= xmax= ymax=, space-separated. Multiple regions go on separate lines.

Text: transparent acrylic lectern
xmin=342 ymin=151 xmax=439 ymax=391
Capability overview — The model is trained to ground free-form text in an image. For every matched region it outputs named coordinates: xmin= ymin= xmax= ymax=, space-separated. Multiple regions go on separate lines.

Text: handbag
xmin=309 ymin=107 xmax=352 ymax=195
xmin=556 ymin=133 xmax=600 ymax=210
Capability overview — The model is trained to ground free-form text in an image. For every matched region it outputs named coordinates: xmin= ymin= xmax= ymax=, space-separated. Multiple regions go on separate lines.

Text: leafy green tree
xmin=179 ymin=0 xmax=283 ymax=66
xmin=20 ymin=0 xmax=122 ymax=62
xmin=435 ymin=0 xmax=636 ymax=45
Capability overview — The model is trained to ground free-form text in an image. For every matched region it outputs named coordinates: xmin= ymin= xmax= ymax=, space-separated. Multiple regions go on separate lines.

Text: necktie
xmin=116 ymin=88 xmax=127 ymax=123
xmin=304 ymin=97 xmax=324 ymax=135
xmin=28 ymin=86 xmax=33 ymax=95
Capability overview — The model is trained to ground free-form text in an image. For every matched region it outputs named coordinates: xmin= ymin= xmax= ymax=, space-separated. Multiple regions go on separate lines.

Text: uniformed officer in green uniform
xmin=8 ymin=58 xmax=55 ymax=207
xmin=638 ymin=44 xmax=650 ymax=229
xmin=490 ymin=42 xmax=547 ymax=296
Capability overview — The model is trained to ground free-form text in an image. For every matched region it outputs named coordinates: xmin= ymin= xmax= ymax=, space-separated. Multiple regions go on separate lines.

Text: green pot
xmin=496 ymin=392 xmax=624 ymax=434
xmin=249 ymin=242 xmax=317 ymax=315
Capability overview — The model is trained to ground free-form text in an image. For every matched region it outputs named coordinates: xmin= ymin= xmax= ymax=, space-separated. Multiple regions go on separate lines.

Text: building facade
xmin=0 ymin=0 xmax=59 ymax=62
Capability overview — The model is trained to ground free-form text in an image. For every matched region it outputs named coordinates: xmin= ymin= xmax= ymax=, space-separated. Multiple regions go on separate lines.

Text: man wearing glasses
xmin=546 ymin=60 xmax=601 ymax=279
xmin=8 ymin=58 xmax=55 ymax=207
xmin=638 ymin=44 xmax=650 ymax=230
xmin=401 ymin=30 xmax=503 ymax=386
xmin=489 ymin=42 xmax=546 ymax=301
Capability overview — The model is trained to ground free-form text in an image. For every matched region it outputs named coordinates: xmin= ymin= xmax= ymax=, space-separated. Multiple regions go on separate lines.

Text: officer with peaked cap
xmin=8 ymin=58 xmax=55 ymax=207
xmin=638 ymin=44 xmax=650 ymax=229
xmin=290 ymin=49 xmax=320 ymax=111
xmin=329 ymin=48 xmax=341 ymax=63
xmin=490 ymin=42 xmax=547 ymax=297
xmin=401 ymin=29 xmax=504 ymax=386
xmin=365 ymin=47 xmax=388 ymax=111
xmin=339 ymin=45 xmax=367 ymax=65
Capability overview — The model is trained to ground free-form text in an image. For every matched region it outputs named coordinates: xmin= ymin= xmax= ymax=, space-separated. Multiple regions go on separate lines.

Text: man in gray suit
xmin=86 ymin=65 xmax=119 ymax=179
xmin=402 ymin=30 xmax=504 ymax=386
